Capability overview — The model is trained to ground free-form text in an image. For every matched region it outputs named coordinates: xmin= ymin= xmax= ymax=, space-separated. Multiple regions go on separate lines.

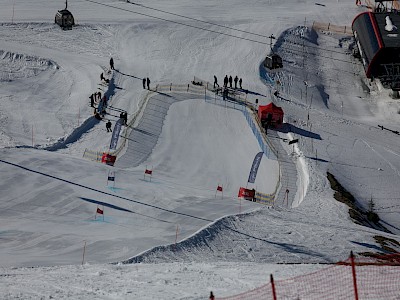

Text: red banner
xmin=96 ymin=208 xmax=104 ymax=215
xmin=238 ymin=187 xmax=255 ymax=199
xmin=101 ymin=153 xmax=116 ymax=166
xmin=145 ymin=169 xmax=153 ymax=175
xmin=217 ymin=185 xmax=223 ymax=192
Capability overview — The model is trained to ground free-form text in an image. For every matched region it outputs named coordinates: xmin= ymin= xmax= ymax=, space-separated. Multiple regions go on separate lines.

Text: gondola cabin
xmin=264 ymin=54 xmax=283 ymax=70
xmin=55 ymin=1 xmax=74 ymax=30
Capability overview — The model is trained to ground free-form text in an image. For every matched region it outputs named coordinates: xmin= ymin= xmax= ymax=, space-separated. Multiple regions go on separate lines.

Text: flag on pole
xmin=96 ymin=207 xmax=104 ymax=215
xmin=145 ymin=169 xmax=152 ymax=175
xmin=108 ymin=172 xmax=115 ymax=182
xmin=217 ymin=185 xmax=223 ymax=192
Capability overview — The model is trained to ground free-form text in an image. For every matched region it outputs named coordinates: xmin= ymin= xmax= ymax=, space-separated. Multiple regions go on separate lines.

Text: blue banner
xmin=247 ymin=152 xmax=263 ymax=183
xmin=109 ymin=118 xmax=123 ymax=150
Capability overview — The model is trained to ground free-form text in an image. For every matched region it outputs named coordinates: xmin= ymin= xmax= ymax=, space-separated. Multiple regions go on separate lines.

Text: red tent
xmin=258 ymin=103 xmax=284 ymax=127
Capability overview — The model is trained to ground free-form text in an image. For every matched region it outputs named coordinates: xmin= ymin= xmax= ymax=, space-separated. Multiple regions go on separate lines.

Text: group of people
xmin=142 ymin=77 xmax=151 ymax=90
xmin=89 ymin=91 xmax=102 ymax=108
xmin=214 ymin=75 xmax=243 ymax=89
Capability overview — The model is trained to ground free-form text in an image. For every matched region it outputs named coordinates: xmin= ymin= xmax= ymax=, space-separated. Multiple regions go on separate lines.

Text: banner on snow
xmin=247 ymin=151 xmax=263 ymax=183
xmin=109 ymin=118 xmax=123 ymax=150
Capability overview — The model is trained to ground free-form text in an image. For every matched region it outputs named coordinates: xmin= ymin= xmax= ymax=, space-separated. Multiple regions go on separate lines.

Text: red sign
xmin=238 ymin=187 xmax=255 ymax=199
xmin=217 ymin=185 xmax=223 ymax=192
xmin=145 ymin=169 xmax=153 ymax=175
xmin=96 ymin=208 xmax=104 ymax=215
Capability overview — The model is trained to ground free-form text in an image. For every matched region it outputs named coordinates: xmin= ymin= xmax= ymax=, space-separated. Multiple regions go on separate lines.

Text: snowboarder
xmin=234 ymin=75 xmax=238 ymax=89
xmin=146 ymin=77 xmax=150 ymax=90
xmin=209 ymin=291 xmax=215 ymax=300
xmin=110 ymin=57 xmax=114 ymax=70
xmin=142 ymin=78 xmax=146 ymax=89
xmin=106 ymin=120 xmax=112 ymax=132
xmin=239 ymin=77 xmax=242 ymax=89
xmin=229 ymin=75 xmax=233 ymax=88
xmin=213 ymin=75 xmax=219 ymax=88
xmin=223 ymin=75 xmax=228 ymax=87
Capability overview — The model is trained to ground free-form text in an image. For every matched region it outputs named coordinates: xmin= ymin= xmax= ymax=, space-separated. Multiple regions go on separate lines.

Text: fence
xmin=217 ymin=252 xmax=400 ymax=300
xmin=312 ymin=21 xmax=353 ymax=35
xmin=83 ymin=78 xmax=282 ymax=206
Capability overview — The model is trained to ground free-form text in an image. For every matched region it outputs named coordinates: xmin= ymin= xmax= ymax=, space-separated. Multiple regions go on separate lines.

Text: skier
xmin=234 ymin=75 xmax=238 ymax=89
xmin=146 ymin=77 xmax=150 ymax=90
xmin=223 ymin=75 xmax=228 ymax=87
xmin=229 ymin=75 xmax=233 ymax=88
xmin=110 ymin=57 xmax=114 ymax=70
xmin=106 ymin=120 xmax=112 ymax=132
xmin=213 ymin=75 xmax=219 ymax=88
xmin=239 ymin=77 xmax=243 ymax=89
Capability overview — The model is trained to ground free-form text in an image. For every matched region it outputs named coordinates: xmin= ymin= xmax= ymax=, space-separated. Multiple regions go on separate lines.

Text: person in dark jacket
xmin=110 ymin=57 xmax=114 ymax=70
xmin=228 ymin=75 xmax=233 ymax=88
xmin=239 ymin=77 xmax=243 ymax=89
xmin=142 ymin=78 xmax=146 ymax=89
xmin=146 ymin=77 xmax=150 ymax=90
xmin=213 ymin=75 xmax=219 ymax=88
xmin=234 ymin=75 xmax=238 ymax=89
xmin=209 ymin=291 xmax=215 ymax=300
xmin=224 ymin=75 xmax=228 ymax=87
xmin=89 ymin=93 xmax=95 ymax=107
xmin=106 ymin=120 xmax=112 ymax=132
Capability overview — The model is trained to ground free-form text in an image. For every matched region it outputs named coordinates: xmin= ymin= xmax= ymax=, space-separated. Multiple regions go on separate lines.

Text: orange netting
xmin=217 ymin=253 xmax=400 ymax=300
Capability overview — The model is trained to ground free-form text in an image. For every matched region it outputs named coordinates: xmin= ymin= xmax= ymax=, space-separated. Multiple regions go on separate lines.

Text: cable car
xmin=264 ymin=54 xmax=283 ymax=70
xmin=55 ymin=1 xmax=75 ymax=30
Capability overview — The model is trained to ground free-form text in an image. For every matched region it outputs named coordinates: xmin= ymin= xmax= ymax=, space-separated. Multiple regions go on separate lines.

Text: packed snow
xmin=0 ymin=0 xmax=399 ymax=298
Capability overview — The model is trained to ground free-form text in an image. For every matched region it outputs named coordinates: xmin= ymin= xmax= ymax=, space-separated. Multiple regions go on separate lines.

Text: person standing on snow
xmin=142 ymin=78 xmax=146 ymax=89
xmin=234 ymin=75 xmax=238 ymax=89
xmin=209 ymin=291 xmax=215 ymax=300
xmin=146 ymin=77 xmax=150 ymax=90
xmin=224 ymin=75 xmax=228 ymax=87
xmin=228 ymin=75 xmax=233 ymax=88
xmin=106 ymin=120 xmax=112 ymax=132
xmin=110 ymin=57 xmax=114 ymax=70
xmin=239 ymin=77 xmax=243 ymax=89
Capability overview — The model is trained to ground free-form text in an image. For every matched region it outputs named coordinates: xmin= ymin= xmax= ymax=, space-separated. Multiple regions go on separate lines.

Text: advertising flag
xmin=96 ymin=207 xmax=104 ymax=215
xmin=247 ymin=152 xmax=263 ymax=183
xmin=145 ymin=169 xmax=153 ymax=175
xmin=109 ymin=118 xmax=123 ymax=150
xmin=217 ymin=185 xmax=223 ymax=192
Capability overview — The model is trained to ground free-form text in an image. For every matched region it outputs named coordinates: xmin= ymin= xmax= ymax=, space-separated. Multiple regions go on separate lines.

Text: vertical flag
xmin=247 ymin=152 xmax=263 ymax=183
xmin=109 ymin=118 xmax=123 ymax=150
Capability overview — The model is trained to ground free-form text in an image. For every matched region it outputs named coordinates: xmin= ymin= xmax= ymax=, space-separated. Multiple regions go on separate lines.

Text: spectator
xmin=229 ymin=75 xmax=233 ymax=88
xmin=234 ymin=75 xmax=238 ymax=89
xmin=224 ymin=75 xmax=228 ymax=87
xmin=213 ymin=75 xmax=219 ymax=88
xmin=209 ymin=291 xmax=215 ymax=300
xmin=146 ymin=77 xmax=150 ymax=90
xmin=110 ymin=57 xmax=114 ymax=70
xmin=89 ymin=94 xmax=94 ymax=107
xmin=143 ymin=78 xmax=146 ymax=89
xmin=100 ymin=72 xmax=105 ymax=81
xmin=106 ymin=120 xmax=112 ymax=132
xmin=239 ymin=77 xmax=242 ymax=89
